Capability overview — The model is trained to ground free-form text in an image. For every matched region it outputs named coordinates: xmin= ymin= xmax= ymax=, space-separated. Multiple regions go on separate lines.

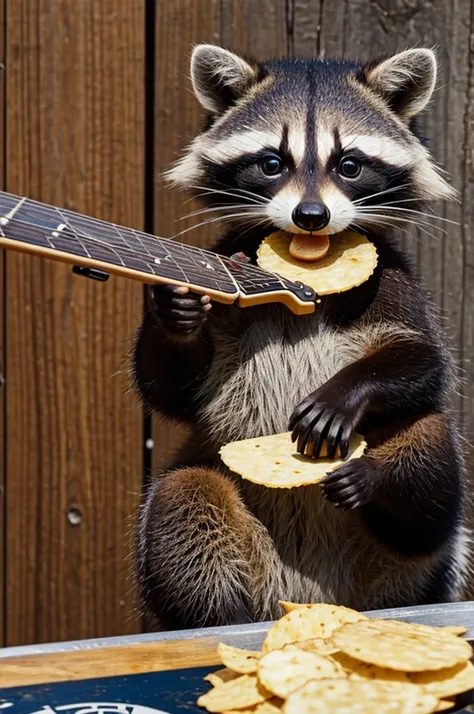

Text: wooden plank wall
xmin=0 ymin=0 xmax=473 ymax=647
xmin=0 ymin=0 xmax=4 ymax=648
xmin=3 ymin=0 xmax=145 ymax=645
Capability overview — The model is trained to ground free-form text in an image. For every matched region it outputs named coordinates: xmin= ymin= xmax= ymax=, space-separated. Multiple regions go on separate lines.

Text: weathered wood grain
xmin=151 ymin=0 xmax=220 ymax=475
xmin=0 ymin=0 xmax=4 ymax=648
xmin=220 ymin=0 xmax=287 ymax=57
xmin=5 ymin=0 xmax=145 ymax=645
xmin=0 ymin=637 xmax=221 ymax=686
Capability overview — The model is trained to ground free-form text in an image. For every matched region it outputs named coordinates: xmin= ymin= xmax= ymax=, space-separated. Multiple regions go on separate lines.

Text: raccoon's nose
xmin=292 ymin=202 xmax=330 ymax=231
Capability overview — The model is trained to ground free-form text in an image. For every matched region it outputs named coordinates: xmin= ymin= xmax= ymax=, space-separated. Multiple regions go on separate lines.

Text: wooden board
xmin=0 ymin=638 xmax=222 ymax=687
xmin=220 ymin=0 xmax=287 ymax=56
xmin=4 ymin=0 xmax=145 ymax=645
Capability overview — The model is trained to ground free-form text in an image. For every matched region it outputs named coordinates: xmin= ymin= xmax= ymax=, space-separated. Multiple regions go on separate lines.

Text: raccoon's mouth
xmin=287 ymin=232 xmax=330 ymax=262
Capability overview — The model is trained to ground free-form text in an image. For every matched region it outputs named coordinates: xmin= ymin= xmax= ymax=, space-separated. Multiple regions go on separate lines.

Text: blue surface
xmin=2 ymin=667 xmax=474 ymax=713
xmin=0 ymin=667 xmax=218 ymax=714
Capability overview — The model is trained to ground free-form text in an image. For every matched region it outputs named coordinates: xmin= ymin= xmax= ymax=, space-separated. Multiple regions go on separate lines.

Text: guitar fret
xmin=0 ymin=191 xmax=318 ymax=312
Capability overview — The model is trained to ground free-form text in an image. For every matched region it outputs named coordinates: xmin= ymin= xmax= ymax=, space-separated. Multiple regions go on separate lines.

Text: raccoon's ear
xmin=363 ymin=48 xmax=437 ymax=120
xmin=190 ymin=44 xmax=259 ymax=114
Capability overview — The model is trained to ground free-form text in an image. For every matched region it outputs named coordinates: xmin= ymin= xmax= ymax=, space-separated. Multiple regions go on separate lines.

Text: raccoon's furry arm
xmin=290 ymin=267 xmax=449 ymax=458
xmin=132 ymin=304 xmax=213 ymax=420
xmin=322 ymin=412 xmax=464 ymax=557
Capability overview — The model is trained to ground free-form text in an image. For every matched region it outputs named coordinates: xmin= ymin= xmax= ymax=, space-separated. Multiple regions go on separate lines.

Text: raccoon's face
xmin=168 ymin=45 xmax=454 ymax=239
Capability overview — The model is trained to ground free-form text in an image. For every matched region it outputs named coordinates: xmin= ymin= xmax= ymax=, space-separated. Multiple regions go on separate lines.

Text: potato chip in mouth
xmin=257 ymin=230 xmax=378 ymax=295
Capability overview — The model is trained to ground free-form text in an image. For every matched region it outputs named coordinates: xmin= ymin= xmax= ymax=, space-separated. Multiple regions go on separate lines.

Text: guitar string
xmin=0 ymin=193 xmax=314 ymax=292
xmin=0 ymin=192 xmax=278 ymax=268
xmin=5 ymin=211 xmax=294 ymax=293
xmin=9 ymin=219 xmax=238 ymax=291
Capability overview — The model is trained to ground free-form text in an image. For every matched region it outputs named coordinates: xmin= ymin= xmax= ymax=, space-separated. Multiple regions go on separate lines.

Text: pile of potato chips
xmin=197 ymin=602 xmax=474 ymax=713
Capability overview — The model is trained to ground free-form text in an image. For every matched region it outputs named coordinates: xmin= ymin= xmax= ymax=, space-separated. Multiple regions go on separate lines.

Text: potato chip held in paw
xmin=332 ymin=618 xmax=473 ymax=672
xmin=258 ymin=647 xmax=345 ymax=698
xmin=217 ymin=643 xmax=260 ymax=674
xmin=262 ymin=603 xmax=367 ymax=653
xmin=257 ymin=230 xmax=378 ymax=295
xmin=282 ymin=678 xmax=439 ymax=713
xmin=219 ymin=431 xmax=367 ymax=489
xmin=197 ymin=674 xmax=272 ymax=712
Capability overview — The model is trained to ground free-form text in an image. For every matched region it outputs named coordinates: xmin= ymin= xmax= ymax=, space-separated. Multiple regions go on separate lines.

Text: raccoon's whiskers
xmin=189 ymin=184 xmax=271 ymax=205
xmin=170 ymin=211 xmax=268 ymax=239
xmin=370 ymin=205 xmax=459 ymax=226
xmin=352 ymin=185 xmax=413 ymax=205
xmin=355 ymin=209 xmax=448 ymax=235
xmin=232 ymin=216 xmax=272 ymax=241
xmin=353 ymin=213 xmax=442 ymax=242
xmin=177 ymin=204 xmax=262 ymax=221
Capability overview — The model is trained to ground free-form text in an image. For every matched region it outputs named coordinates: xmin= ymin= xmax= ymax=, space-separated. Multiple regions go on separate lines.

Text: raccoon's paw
xmin=320 ymin=457 xmax=377 ymax=510
xmin=289 ymin=385 xmax=366 ymax=459
xmin=148 ymin=284 xmax=212 ymax=337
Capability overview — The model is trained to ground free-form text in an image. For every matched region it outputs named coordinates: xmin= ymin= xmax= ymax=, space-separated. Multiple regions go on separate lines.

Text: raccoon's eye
xmin=338 ymin=157 xmax=362 ymax=179
xmin=260 ymin=154 xmax=283 ymax=176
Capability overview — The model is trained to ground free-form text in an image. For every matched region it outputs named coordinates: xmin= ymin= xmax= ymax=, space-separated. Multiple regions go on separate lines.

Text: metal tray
xmin=2 ymin=602 xmax=474 ymax=712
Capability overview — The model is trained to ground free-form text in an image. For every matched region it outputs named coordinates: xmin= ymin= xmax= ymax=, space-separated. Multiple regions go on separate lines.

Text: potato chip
xmin=279 ymin=601 xmax=305 ymax=613
xmin=442 ymin=625 xmax=468 ymax=636
xmin=281 ymin=678 xmax=439 ymax=714
xmin=197 ymin=674 xmax=272 ymax=712
xmin=332 ymin=651 xmax=412 ymax=683
xmin=204 ymin=668 xmax=240 ymax=687
xmin=257 ymin=230 xmax=378 ymax=296
xmin=222 ymin=701 xmax=282 ymax=714
xmin=258 ymin=648 xmax=345 ymax=698
xmin=285 ymin=636 xmax=339 ymax=656
xmin=409 ymin=660 xmax=474 ymax=699
xmin=217 ymin=643 xmax=260 ymax=674
xmin=219 ymin=432 xmax=366 ymax=489
xmin=332 ymin=619 xmax=473 ymax=672
xmin=262 ymin=603 xmax=367 ymax=653
xmin=435 ymin=700 xmax=455 ymax=712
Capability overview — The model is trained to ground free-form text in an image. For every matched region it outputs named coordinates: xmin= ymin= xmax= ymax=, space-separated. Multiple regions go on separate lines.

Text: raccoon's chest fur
xmin=197 ymin=304 xmax=368 ymax=445
xmin=196 ymin=305 xmax=443 ymax=610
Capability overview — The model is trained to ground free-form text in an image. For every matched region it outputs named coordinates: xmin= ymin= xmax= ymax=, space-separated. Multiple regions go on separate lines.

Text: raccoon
xmin=133 ymin=44 xmax=471 ymax=630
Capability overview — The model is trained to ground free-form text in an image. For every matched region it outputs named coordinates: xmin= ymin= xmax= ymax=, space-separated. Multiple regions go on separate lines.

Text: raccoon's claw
xmin=148 ymin=284 xmax=211 ymax=336
xmin=289 ymin=390 xmax=365 ymax=459
xmin=320 ymin=457 xmax=377 ymax=510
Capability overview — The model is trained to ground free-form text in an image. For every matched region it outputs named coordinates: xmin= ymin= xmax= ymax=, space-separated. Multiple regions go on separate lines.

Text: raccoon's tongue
xmin=289 ymin=233 xmax=330 ymax=262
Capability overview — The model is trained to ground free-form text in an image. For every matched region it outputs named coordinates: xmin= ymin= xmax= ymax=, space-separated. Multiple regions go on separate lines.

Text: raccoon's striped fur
xmin=133 ymin=45 xmax=470 ymax=630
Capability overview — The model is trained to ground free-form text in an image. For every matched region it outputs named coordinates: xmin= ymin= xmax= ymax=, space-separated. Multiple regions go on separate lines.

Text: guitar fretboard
xmin=0 ymin=193 xmax=241 ymax=294
xmin=0 ymin=191 xmax=317 ymax=313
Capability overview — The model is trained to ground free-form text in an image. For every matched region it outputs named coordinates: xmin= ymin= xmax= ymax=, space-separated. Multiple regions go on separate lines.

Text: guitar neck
xmin=0 ymin=192 xmax=317 ymax=315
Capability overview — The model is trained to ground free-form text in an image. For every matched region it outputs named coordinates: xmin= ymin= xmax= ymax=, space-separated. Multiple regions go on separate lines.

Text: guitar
xmin=0 ymin=192 xmax=317 ymax=315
